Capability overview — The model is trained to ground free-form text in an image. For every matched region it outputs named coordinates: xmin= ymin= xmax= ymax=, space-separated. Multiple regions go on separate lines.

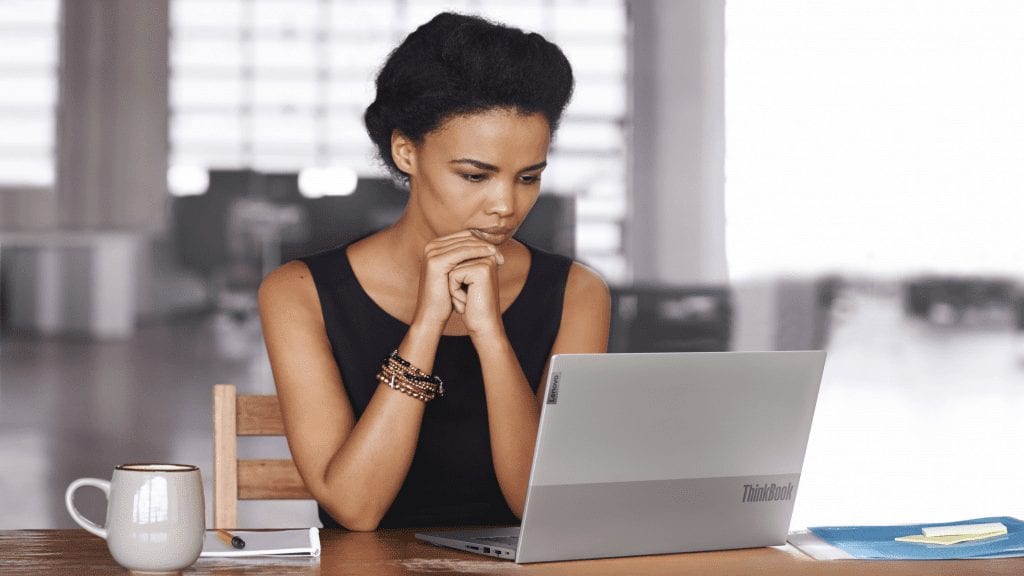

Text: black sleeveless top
xmin=300 ymin=240 xmax=573 ymax=529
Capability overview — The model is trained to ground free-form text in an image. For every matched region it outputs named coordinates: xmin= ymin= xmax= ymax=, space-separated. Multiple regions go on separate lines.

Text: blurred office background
xmin=1 ymin=0 xmax=1022 ymax=530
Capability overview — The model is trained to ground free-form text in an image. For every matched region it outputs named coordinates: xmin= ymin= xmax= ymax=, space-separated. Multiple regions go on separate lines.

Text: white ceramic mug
xmin=66 ymin=463 xmax=205 ymax=573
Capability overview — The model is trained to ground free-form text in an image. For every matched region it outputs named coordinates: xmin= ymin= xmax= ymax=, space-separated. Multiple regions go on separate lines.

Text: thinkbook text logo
xmin=742 ymin=482 xmax=794 ymax=503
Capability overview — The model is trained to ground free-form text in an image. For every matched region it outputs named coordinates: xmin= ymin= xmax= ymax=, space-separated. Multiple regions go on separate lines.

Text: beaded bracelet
xmin=379 ymin=354 xmax=444 ymax=401
xmin=376 ymin=349 xmax=445 ymax=402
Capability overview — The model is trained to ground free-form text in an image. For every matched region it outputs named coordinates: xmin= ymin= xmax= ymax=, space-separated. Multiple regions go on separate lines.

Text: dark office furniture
xmin=903 ymin=275 xmax=1017 ymax=323
xmin=609 ymin=286 xmax=732 ymax=353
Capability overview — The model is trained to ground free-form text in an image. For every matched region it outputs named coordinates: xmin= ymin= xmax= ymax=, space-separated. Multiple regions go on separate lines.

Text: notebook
xmin=200 ymin=528 xmax=321 ymax=557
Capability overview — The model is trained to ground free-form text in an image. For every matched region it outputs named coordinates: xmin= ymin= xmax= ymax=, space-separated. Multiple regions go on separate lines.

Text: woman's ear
xmin=391 ymin=130 xmax=417 ymax=176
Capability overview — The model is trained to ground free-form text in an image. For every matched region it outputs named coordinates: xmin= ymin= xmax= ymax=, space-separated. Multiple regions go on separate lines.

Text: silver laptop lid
xmin=517 ymin=351 xmax=826 ymax=563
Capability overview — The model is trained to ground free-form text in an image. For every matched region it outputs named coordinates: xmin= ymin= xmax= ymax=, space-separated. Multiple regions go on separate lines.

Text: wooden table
xmin=1 ymin=529 xmax=1022 ymax=575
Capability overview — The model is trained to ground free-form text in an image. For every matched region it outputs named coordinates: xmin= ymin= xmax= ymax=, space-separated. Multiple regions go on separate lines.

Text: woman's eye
xmin=519 ymin=174 xmax=541 ymax=185
xmin=462 ymin=173 xmax=487 ymax=183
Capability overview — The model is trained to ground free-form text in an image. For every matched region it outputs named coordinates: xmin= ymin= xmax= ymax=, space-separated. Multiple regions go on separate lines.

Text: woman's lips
xmin=470 ymin=227 xmax=512 ymax=244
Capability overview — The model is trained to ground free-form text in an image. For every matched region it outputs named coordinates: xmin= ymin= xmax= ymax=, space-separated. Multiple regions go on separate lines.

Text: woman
xmin=259 ymin=12 xmax=610 ymax=531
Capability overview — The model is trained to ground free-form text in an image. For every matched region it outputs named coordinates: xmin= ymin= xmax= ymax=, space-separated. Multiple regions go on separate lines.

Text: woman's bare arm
xmin=474 ymin=262 xmax=611 ymax=517
xmin=258 ymin=261 xmax=442 ymax=531
xmin=533 ymin=263 xmax=612 ymax=403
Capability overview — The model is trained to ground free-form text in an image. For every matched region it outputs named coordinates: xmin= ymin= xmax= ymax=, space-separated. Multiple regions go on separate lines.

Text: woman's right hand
xmin=412 ymin=230 xmax=504 ymax=330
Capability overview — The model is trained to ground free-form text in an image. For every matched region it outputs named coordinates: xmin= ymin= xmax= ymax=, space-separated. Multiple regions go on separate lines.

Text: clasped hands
xmin=414 ymin=230 xmax=507 ymax=337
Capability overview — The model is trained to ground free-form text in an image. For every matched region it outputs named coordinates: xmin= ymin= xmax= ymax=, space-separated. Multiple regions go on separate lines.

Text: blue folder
xmin=809 ymin=516 xmax=1024 ymax=560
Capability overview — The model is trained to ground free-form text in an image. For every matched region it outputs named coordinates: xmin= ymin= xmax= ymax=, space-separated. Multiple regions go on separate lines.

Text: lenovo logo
xmin=742 ymin=482 xmax=794 ymax=503
xmin=546 ymin=373 xmax=560 ymax=404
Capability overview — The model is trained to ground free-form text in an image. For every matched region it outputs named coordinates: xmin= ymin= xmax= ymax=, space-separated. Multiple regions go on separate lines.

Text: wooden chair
xmin=212 ymin=384 xmax=313 ymax=528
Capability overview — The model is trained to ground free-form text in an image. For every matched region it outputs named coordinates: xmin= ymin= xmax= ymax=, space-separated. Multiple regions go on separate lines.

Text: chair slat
xmin=238 ymin=459 xmax=313 ymax=500
xmin=236 ymin=395 xmax=286 ymax=436
xmin=212 ymin=384 xmax=238 ymax=528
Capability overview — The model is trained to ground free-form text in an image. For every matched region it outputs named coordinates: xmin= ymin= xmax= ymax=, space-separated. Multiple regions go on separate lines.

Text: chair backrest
xmin=212 ymin=384 xmax=313 ymax=529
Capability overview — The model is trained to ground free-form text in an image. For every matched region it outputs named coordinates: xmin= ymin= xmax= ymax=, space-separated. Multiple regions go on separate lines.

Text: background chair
xmin=212 ymin=384 xmax=313 ymax=529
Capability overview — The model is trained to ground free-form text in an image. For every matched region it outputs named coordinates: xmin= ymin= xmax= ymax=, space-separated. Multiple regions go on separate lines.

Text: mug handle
xmin=65 ymin=478 xmax=110 ymax=539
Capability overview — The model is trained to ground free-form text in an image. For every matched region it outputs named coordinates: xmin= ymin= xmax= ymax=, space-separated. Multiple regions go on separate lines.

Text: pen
xmin=215 ymin=529 xmax=246 ymax=549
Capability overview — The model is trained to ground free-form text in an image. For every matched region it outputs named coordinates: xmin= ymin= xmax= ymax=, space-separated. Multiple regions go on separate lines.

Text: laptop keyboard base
xmin=473 ymin=535 xmax=519 ymax=548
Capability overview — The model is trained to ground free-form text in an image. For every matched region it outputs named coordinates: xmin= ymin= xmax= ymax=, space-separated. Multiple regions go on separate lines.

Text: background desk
xmin=1 ymin=529 xmax=1021 ymax=575
xmin=0 ymin=231 xmax=141 ymax=339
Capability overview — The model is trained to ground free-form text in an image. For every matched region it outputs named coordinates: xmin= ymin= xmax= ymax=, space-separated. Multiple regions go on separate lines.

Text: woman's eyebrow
xmin=449 ymin=159 xmax=548 ymax=173
xmin=450 ymin=158 xmax=498 ymax=171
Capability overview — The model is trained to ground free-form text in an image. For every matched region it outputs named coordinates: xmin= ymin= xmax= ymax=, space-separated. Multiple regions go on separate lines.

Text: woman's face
xmin=393 ymin=108 xmax=552 ymax=245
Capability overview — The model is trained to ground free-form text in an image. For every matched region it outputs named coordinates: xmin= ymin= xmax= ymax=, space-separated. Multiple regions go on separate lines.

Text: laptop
xmin=416 ymin=351 xmax=826 ymax=563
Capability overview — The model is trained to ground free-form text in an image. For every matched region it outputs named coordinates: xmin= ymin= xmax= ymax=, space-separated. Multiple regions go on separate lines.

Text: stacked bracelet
xmin=376 ymin=349 xmax=445 ymax=402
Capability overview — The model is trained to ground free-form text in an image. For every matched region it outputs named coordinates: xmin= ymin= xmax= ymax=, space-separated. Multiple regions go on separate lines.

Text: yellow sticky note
xmin=895 ymin=529 xmax=1007 ymax=546
xmin=922 ymin=522 xmax=1006 ymax=537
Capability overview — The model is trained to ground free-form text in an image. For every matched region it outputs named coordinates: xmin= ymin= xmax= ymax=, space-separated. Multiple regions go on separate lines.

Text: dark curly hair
xmin=364 ymin=12 xmax=575 ymax=181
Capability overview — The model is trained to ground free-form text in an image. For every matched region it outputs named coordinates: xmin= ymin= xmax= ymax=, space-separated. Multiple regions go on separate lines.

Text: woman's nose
xmin=486 ymin=181 xmax=515 ymax=216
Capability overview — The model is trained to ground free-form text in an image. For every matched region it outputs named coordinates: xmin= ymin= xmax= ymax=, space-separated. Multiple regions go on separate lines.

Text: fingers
xmin=425 ymin=230 xmax=505 ymax=256
xmin=447 ymin=257 xmax=502 ymax=332
xmin=425 ymin=239 xmax=504 ymax=270
xmin=448 ymin=257 xmax=499 ymax=312
xmin=448 ymin=261 xmax=471 ymax=301
xmin=426 ymin=229 xmax=507 ymax=254
xmin=451 ymin=289 xmax=467 ymax=314
xmin=430 ymin=229 xmax=476 ymax=243
xmin=422 ymin=230 xmax=505 ymax=320
xmin=413 ymin=231 xmax=506 ymax=328
xmin=448 ymin=256 xmax=496 ymax=285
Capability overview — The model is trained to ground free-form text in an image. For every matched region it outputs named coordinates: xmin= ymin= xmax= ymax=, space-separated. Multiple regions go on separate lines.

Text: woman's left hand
xmin=448 ymin=251 xmax=505 ymax=337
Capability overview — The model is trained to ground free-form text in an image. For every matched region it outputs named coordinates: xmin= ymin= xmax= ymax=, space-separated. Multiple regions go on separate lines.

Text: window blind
xmin=0 ymin=0 xmax=59 ymax=188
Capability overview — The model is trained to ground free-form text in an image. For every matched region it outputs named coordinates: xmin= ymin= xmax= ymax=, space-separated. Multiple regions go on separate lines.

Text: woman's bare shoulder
xmin=566 ymin=260 xmax=610 ymax=303
xmin=538 ymin=260 xmax=611 ymax=359
xmin=258 ymin=260 xmax=318 ymax=312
